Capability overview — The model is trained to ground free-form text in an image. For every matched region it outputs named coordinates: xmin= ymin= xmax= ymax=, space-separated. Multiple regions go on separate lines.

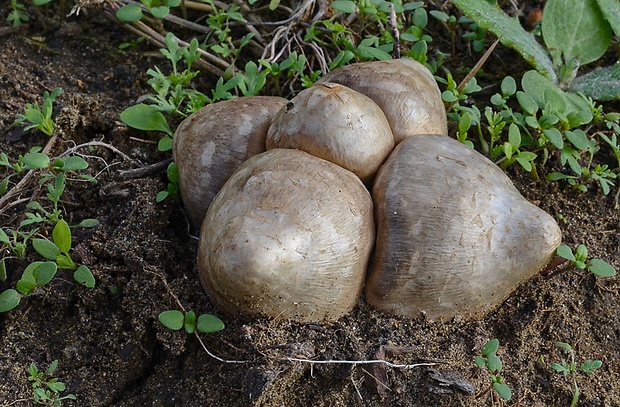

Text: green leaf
xmin=580 ymin=359 xmax=603 ymax=374
xmin=33 ymin=261 xmax=57 ymax=286
xmin=32 ymin=239 xmax=61 ymax=261
xmin=158 ymin=310 xmax=184 ymax=330
xmin=493 ymin=382 xmax=512 ymax=401
xmin=76 ymin=218 xmax=100 ymax=228
xmin=501 ymin=76 xmax=517 ymax=96
xmin=197 ymin=314 xmax=225 ymax=333
xmin=569 ymin=62 xmax=620 ymax=101
xmin=116 ymin=3 xmax=143 ymax=22
xmin=0 ymin=289 xmax=21 ymax=313
xmin=61 ymin=156 xmax=89 ymax=171
xmin=516 ymin=91 xmax=538 ymax=115
xmin=587 ymin=258 xmax=617 ymax=277
xmin=487 ymin=353 xmax=503 ymax=373
xmin=156 ymin=191 xmax=169 ymax=202
xmin=543 ymin=128 xmax=564 ymax=149
xmin=556 ymin=244 xmax=576 ymax=261
xmin=0 ymin=259 xmax=5 ymax=282
xmin=331 ymin=0 xmax=356 ymax=14
xmin=451 ymin=0 xmax=556 ymax=82
xmin=158 ymin=137 xmax=173 ymax=152
xmin=565 ymin=130 xmax=591 ymax=150
xmin=22 ymin=152 xmax=50 ymax=169
xmin=474 ymin=355 xmax=487 ymax=368
xmin=542 ymin=0 xmax=612 ymax=67
xmin=53 ymin=219 xmax=72 ymax=253
xmin=56 ymin=254 xmax=76 ymax=270
xmin=120 ymin=103 xmax=173 ymax=136
xmin=507 ymin=124 xmax=521 ymax=148
xmin=481 ymin=338 xmax=500 ymax=356
xmin=74 ymin=265 xmax=96 ymax=288
xmin=597 ymin=0 xmax=620 ymax=37
xmin=0 ymin=177 xmax=9 ymax=196
xmin=150 ymin=5 xmax=170 ymax=19
xmin=0 ymin=229 xmax=9 ymax=244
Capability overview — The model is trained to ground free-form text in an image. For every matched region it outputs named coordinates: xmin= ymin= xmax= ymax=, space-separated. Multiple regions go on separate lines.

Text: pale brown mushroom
xmin=198 ymin=148 xmax=375 ymax=322
xmin=267 ymin=82 xmax=395 ymax=183
xmin=366 ymin=135 xmax=562 ymax=321
xmin=318 ymin=58 xmax=447 ymax=143
xmin=172 ymin=96 xmax=287 ymax=226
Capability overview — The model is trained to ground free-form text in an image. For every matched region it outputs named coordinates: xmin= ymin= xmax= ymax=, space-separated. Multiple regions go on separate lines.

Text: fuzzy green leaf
xmin=53 ymin=219 xmax=72 ymax=253
xmin=0 ymin=229 xmax=9 ymax=244
xmin=21 ymin=152 xmax=50 ymax=169
xmin=587 ymin=258 xmax=617 ymax=277
xmin=569 ymin=62 xmax=620 ymax=101
xmin=158 ymin=310 xmax=184 ymax=330
xmin=474 ymin=355 xmax=487 ymax=368
xmin=597 ymin=0 xmax=620 ymax=36
xmin=74 ymin=265 xmax=96 ymax=288
xmin=32 ymin=239 xmax=61 ymax=261
xmin=120 ymin=103 xmax=173 ymax=136
xmin=0 ymin=289 xmax=21 ymax=313
xmin=543 ymin=0 xmax=612 ymax=67
xmin=452 ymin=0 xmax=556 ymax=82
xmin=197 ymin=314 xmax=225 ymax=333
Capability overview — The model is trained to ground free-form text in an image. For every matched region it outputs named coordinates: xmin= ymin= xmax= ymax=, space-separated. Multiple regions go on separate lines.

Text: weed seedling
xmin=551 ymin=342 xmax=602 ymax=407
xmin=14 ymin=88 xmax=62 ymax=136
xmin=474 ymin=338 xmax=512 ymax=401
xmin=28 ymin=360 xmax=77 ymax=406
xmin=158 ymin=309 xmax=225 ymax=334
xmin=556 ymin=244 xmax=617 ymax=278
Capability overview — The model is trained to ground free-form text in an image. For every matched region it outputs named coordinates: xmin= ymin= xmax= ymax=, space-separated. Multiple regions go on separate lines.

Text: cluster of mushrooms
xmin=173 ymin=58 xmax=562 ymax=323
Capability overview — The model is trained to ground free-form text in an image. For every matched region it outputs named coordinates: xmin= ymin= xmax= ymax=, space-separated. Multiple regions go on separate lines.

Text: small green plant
xmin=556 ymin=244 xmax=617 ymax=278
xmin=474 ymin=338 xmax=512 ymax=401
xmin=0 ymin=220 xmax=96 ymax=313
xmin=452 ymin=0 xmax=620 ymax=100
xmin=28 ymin=359 xmax=77 ymax=406
xmin=156 ymin=162 xmax=179 ymax=202
xmin=158 ymin=309 xmax=225 ymax=334
xmin=7 ymin=0 xmax=29 ymax=26
xmin=551 ymin=342 xmax=602 ymax=407
xmin=14 ymin=88 xmax=62 ymax=136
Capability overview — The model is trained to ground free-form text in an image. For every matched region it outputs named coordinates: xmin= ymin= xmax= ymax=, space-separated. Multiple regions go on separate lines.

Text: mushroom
xmin=366 ymin=135 xmax=562 ymax=321
xmin=172 ymin=96 xmax=287 ymax=226
xmin=266 ymin=82 xmax=395 ymax=183
xmin=198 ymin=148 xmax=375 ymax=322
xmin=318 ymin=58 xmax=447 ymax=143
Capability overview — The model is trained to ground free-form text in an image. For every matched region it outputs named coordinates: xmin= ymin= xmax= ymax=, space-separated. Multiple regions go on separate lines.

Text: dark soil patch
xmin=1 ymin=6 xmax=619 ymax=407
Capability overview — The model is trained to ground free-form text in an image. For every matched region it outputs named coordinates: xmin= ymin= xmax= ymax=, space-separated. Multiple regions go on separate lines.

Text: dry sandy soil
xmin=1 ymin=2 xmax=619 ymax=406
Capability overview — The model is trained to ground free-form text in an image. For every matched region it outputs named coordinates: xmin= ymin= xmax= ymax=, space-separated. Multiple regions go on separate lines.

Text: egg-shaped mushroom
xmin=267 ymin=82 xmax=395 ymax=183
xmin=172 ymin=96 xmax=287 ymax=226
xmin=198 ymin=149 xmax=375 ymax=322
xmin=366 ymin=135 xmax=562 ymax=321
xmin=318 ymin=58 xmax=447 ymax=143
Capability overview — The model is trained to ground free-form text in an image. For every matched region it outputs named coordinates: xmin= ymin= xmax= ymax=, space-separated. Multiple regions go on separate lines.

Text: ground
xmin=0 ymin=3 xmax=619 ymax=407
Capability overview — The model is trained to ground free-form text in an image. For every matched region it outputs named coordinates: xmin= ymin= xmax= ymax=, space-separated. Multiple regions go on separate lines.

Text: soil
xmin=1 ymin=3 xmax=619 ymax=407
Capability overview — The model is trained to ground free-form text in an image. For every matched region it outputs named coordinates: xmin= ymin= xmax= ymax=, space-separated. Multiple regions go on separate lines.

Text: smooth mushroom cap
xmin=198 ymin=149 xmax=375 ymax=322
xmin=172 ymin=96 xmax=287 ymax=226
xmin=267 ymin=82 xmax=395 ymax=183
xmin=318 ymin=58 xmax=447 ymax=143
xmin=366 ymin=135 xmax=562 ymax=321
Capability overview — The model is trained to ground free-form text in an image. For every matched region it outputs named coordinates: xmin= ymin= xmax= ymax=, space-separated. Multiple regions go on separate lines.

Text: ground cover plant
xmin=0 ymin=0 xmax=619 ymax=405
